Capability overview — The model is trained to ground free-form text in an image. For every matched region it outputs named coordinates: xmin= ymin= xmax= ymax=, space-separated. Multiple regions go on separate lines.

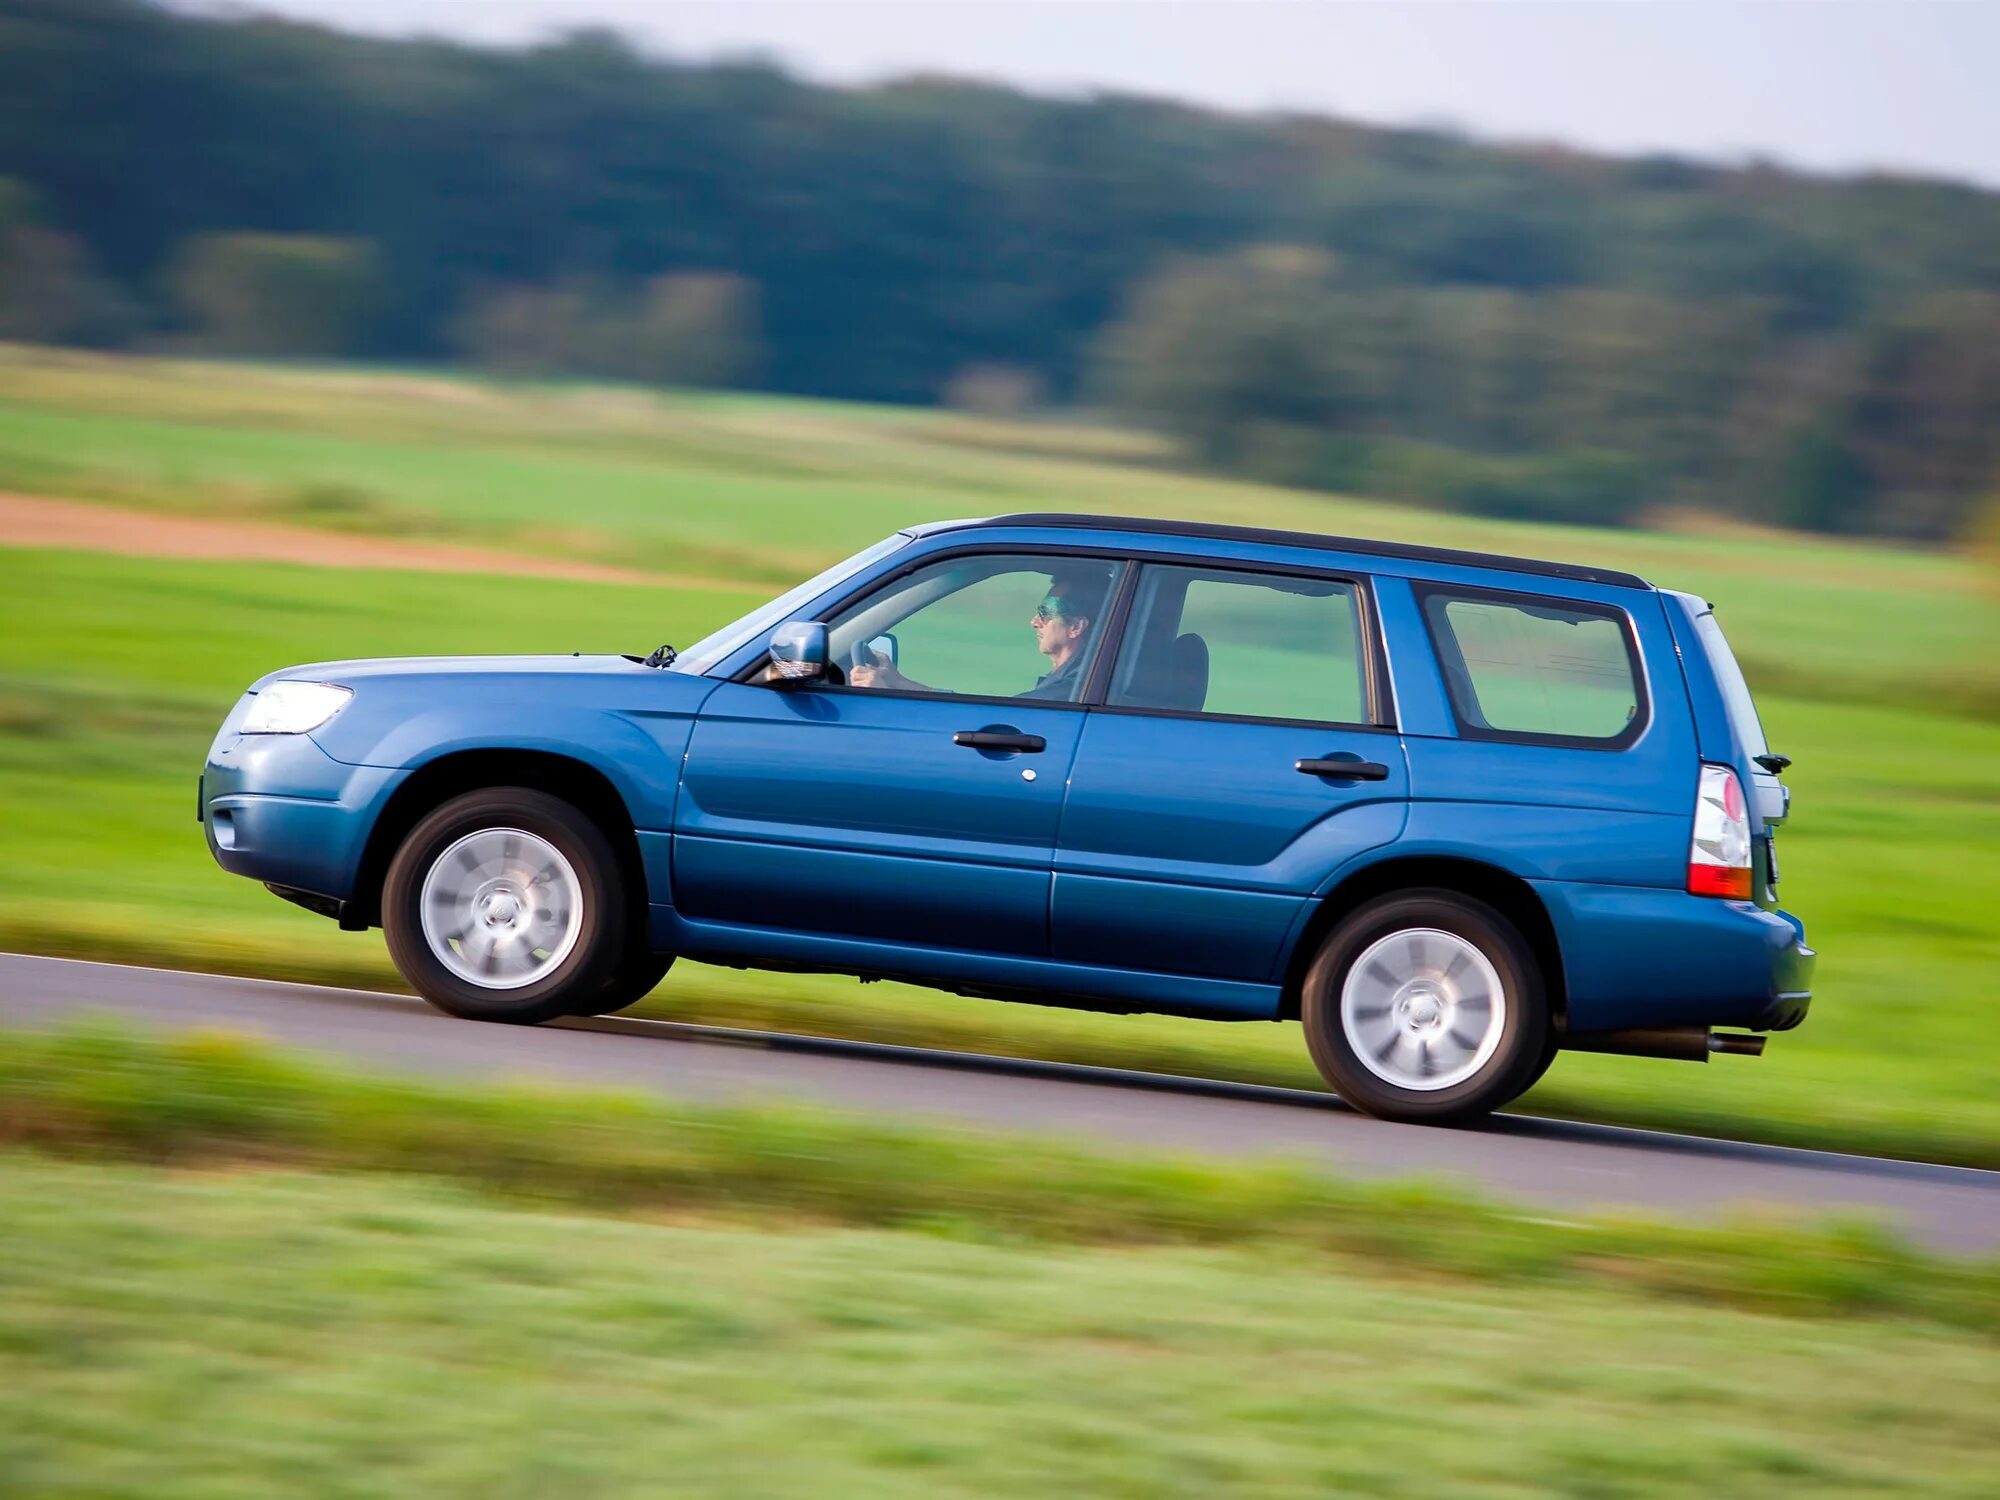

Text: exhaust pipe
xmin=1562 ymin=1027 xmax=1766 ymax=1063
xmin=1708 ymin=1031 xmax=1766 ymax=1057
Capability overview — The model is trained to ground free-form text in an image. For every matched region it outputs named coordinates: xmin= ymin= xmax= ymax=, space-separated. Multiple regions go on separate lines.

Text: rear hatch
xmin=1678 ymin=597 xmax=1790 ymax=902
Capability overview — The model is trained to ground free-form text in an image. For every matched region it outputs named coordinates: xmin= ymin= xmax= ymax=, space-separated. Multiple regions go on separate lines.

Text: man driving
xmin=848 ymin=568 xmax=1112 ymax=700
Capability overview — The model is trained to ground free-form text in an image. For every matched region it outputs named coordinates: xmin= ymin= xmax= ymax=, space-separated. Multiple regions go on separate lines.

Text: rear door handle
xmin=1297 ymin=758 xmax=1390 ymax=781
xmin=954 ymin=730 xmax=1046 ymax=753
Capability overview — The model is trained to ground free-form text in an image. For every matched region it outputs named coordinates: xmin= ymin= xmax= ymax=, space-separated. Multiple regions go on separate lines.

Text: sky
xmin=191 ymin=1 xmax=2000 ymax=189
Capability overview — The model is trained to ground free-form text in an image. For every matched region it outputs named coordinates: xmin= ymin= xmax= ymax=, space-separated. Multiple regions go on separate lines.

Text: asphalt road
xmin=4 ymin=951 xmax=1996 ymax=1254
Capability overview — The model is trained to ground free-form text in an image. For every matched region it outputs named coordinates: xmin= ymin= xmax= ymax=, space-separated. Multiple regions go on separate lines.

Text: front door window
xmin=826 ymin=553 xmax=1126 ymax=704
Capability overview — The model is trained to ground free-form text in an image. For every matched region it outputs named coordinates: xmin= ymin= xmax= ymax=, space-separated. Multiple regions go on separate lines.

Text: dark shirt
xmin=1018 ymin=652 xmax=1085 ymax=702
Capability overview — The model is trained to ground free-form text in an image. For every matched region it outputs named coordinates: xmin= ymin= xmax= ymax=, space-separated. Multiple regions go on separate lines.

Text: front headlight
xmin=240 ymin=681 xmax=353 ymax=735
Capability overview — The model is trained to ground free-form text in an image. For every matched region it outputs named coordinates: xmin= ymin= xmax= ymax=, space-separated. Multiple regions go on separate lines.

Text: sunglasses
xmin=1032 ymin=594 xmax=1073 ymax=624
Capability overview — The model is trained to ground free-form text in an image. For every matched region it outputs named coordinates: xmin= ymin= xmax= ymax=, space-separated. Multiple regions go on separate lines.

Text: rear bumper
xmin=202 ymin=732 xmax=406 ymax=906
xmin=1531 ymin=880 xmax=1815 ymax=1033
xmin=1755 ymin=928 xmax=1816 ymax=1030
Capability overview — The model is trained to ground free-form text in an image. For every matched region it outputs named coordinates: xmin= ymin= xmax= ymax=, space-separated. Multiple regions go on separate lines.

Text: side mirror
xmin=767 ymin=620 xmax=828 ymax=686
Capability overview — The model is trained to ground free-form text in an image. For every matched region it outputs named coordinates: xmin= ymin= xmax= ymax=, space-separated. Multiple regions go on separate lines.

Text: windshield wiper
xmin=620 ymin=643 xmax=679 ymax=669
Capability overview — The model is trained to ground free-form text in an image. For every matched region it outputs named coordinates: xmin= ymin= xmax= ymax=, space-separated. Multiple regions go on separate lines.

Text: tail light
xmin=1688 ymin=764 xmax=1752 ymax=899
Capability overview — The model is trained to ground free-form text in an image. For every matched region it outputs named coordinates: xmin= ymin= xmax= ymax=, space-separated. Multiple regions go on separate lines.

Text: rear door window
xmin=1419 ymin=586 xmax=1645 ymax=746
xmin=1106 ymin=564 xmax=1371 ymax=726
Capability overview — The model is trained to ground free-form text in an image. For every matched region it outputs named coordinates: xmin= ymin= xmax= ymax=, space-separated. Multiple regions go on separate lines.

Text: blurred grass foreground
xmin=0 ymin=347 xmax=1996 ymax=1166
xmin=0 ymin=1021 xmax=1996 ymax=1497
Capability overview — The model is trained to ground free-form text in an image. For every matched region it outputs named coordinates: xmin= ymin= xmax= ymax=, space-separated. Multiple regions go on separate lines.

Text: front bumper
xmin=1532 ymin=879 xmax=1815 ymax=1034
xmin=202 ymin=731 xmax=406 ymax=906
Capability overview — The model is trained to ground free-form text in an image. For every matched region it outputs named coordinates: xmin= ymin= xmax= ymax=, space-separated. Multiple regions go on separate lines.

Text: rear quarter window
xmin=1419 ymin=585 xmax=1645 ymax=747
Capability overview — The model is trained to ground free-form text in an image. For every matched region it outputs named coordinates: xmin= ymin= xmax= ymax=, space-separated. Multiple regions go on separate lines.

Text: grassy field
xmin=7 ymin=1157 xmax=1996 ymax=1499
xmin=2 ymin=1017 xmax=1998 ymax=1499
xmin=3 ymin=344 xmax=1998 ymax=1165
xmin=14 ymin=1023 xmax=1994 ymax=1315
xmin=1 ymin=1025 xmax=1997 ymax=1497
xmin=0 ymin=343 xmax=1992 ymax=711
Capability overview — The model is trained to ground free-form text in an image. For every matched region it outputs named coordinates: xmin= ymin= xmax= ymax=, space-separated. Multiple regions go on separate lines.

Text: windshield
xmin=1692 ymin=609 xmax=1769 ymax=760
xmin=669 ymin=533 xmax=914 ymax=675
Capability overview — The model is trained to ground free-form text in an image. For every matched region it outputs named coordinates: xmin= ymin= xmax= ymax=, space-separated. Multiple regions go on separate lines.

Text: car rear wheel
xmin=383 ymin=787 xmax=628 ymax=1024
xmin=1300 ymin=889 xmax=1550 ymax=1124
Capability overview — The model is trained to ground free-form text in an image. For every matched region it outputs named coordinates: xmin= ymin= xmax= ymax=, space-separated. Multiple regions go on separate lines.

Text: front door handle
xmin=954 ymin=730 xmax=1046 ymax=753
xmin=1297 ymin=758 xmax=1390 ymax=781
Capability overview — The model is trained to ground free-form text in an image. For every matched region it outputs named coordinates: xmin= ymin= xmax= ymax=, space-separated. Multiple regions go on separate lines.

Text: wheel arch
xmin=1279 ymin=855 xmax=1567 ymax=1023
xmin=345 ymin=748 xmax=648 ymax=930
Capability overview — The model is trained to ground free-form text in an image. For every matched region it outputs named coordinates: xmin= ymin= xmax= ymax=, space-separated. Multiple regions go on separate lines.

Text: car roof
xmin=911 ymin=512 xmax=1649 ymax=590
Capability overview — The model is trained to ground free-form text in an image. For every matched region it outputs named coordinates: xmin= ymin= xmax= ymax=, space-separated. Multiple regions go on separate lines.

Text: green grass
xmin=5 ymin=1157 xmax=1996 ymax=1499
xmin=2 ymin=345 xmax=1998 ymax=1165
xmin=4 ymin=1023 xmax=1996 ymax=1325
xmin=4 ymin=1026 xmax=1995 ymax=1495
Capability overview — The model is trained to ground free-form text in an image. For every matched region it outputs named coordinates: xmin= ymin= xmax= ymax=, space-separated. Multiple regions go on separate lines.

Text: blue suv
xmin=202 ymin=514 xmax=1813 ymax=1123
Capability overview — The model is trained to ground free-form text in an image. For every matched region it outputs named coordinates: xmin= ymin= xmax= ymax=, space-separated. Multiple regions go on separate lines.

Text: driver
xmin=848 ymin=568 xmax=1111 ymax=701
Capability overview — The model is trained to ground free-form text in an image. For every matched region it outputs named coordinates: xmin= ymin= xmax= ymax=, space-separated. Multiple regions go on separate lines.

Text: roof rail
xmin=950 ymin=512 xmax=1648 ymax=589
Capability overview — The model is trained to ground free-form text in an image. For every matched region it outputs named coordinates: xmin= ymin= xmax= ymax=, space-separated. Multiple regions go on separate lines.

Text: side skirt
xmin=650 ymin=905 xmax=1283 ymax=1022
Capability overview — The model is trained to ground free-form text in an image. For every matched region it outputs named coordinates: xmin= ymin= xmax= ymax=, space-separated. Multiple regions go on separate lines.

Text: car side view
xmin=201 ymin=513 xmax=1813 ymax=1123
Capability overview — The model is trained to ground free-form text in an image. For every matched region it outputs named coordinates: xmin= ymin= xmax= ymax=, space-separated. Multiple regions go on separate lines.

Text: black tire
xmin=568 ymin=951 xmax=675 ymax=1017
xmin=1520 ymin=1033 xmax=1561 ymax=1097
xmin=1300 ymin=889 xmax=1551 ymax=1124
xmin=383 ymin=787 xmax=630 ymax=1025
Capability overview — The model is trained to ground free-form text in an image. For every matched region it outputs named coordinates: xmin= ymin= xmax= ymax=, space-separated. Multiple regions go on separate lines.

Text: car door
xmin=675 ymin=550 xmax=1127 ymax=957
xmin=1051 ymin=561 xmax=1409 ymax=984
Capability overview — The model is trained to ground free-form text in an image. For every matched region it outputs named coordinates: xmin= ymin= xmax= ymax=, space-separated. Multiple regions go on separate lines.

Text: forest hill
xmin=4 ymin=0 xmax=1998 ymax=541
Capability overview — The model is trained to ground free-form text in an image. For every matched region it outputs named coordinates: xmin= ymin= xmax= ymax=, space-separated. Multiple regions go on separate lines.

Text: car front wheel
xmin=1300 ymin=890 xmax=1550 ymax=1124
xmin=383 ymin=787 xmax=629 ymax=1024
xmin=568 ymin=951 xmax=675 ymax=1017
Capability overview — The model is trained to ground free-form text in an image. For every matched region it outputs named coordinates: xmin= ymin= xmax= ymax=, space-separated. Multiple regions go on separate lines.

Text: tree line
xmin=3 ymin=0 xmax=1999 ymax=537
